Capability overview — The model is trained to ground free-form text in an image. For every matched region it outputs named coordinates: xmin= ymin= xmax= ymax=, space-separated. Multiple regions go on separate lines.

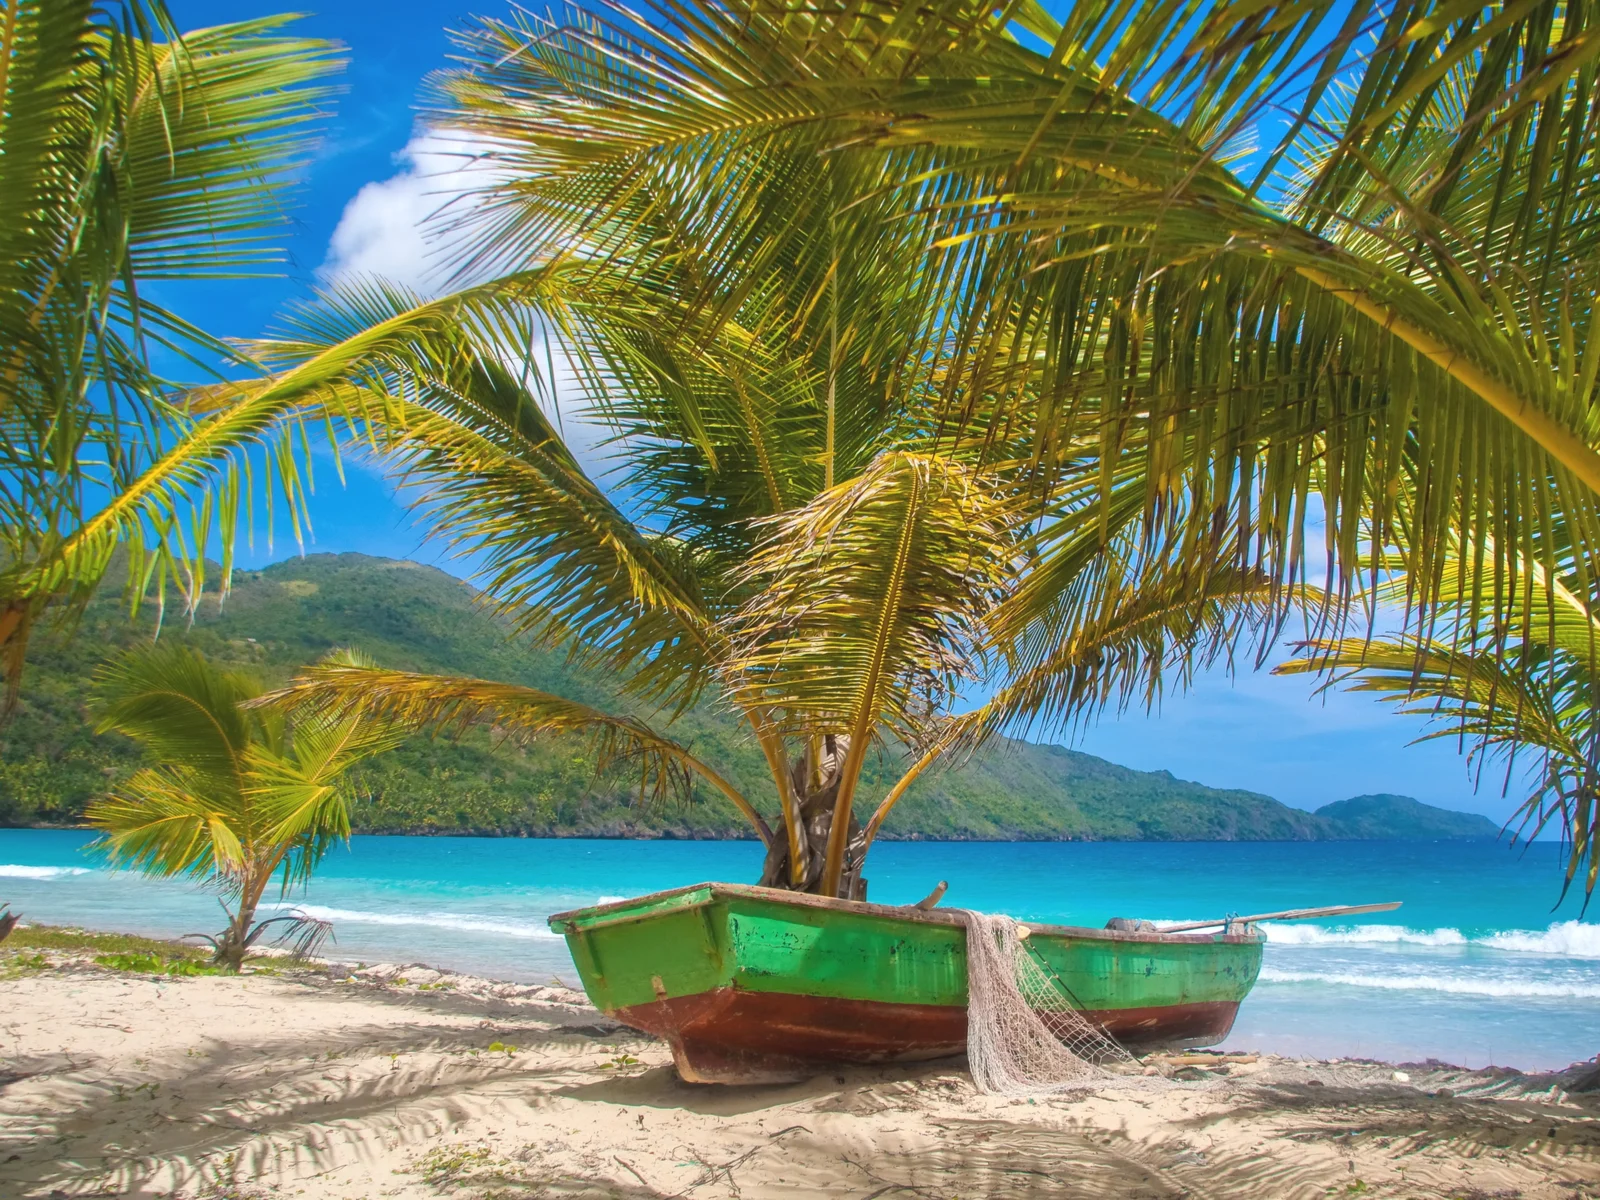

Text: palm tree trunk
xmin=215 ymin=868 xmax=271 ymax=972
xmin=756 ymin=735 xmax=867 ymax=898
xmin=215 ymin=909 xmax=251 ymax=971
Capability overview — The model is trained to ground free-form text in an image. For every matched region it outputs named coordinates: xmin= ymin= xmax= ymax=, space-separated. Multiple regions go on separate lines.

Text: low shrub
xmin=94 ymin=951 xmax=223 ymax=976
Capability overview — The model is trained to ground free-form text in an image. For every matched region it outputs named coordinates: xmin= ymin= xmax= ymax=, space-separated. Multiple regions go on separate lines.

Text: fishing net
xmin=954 ymin=909 xmax=1134 ymax=1095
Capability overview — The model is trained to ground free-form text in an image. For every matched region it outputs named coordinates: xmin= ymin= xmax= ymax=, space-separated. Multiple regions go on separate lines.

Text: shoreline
xmin=2 ymin=924 xmax=1598 ymax=1198
xmin=4 ymin=822 xmax=1513 ymax=843
xmin=6 ymin=841 xmax=1595 ymax=1073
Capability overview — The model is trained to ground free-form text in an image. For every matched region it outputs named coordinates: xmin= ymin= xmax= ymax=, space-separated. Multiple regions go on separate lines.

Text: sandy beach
xmin=3 ymin=937 xmax=1598 ymax=1200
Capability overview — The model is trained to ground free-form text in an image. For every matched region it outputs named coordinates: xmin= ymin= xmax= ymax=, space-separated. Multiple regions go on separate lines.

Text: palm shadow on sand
xmin=0 ymin=979 xmax=630 ymax=1197
xmin=9 ymin=975 xmax=1600 ymax=1199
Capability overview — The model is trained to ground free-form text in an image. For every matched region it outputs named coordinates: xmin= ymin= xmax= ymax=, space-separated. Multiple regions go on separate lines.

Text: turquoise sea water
xmin=3 ymin=831 xmax=1596 ymax=1072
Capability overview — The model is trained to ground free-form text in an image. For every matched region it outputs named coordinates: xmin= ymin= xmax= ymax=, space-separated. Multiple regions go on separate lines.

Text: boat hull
xmin=549 ymin=883 xmax=1263 ymax=1084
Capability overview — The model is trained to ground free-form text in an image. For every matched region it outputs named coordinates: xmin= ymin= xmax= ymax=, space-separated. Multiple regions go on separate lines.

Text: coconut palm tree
xmin=88 ymin=646 xmax=401 ymax=969
xmin=0 ymin=1 xmax=340 ymax=694
xmin=225 ymin=0 xmax=1600 ymax=894
xmin=232 ymin=51 xmax=1275 ymax=897
xmin=253 ymin=289 xmax=1039 ymax=898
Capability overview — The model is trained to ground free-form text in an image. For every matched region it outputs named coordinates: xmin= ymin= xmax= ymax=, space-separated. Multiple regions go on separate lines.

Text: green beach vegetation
xmin=85 ymin=645 xmax=400 ymax=969
xmin=0 ymin=923 xmax=224 ymax=980
xmin=3 ymin=0 xmax=1599 ymax=897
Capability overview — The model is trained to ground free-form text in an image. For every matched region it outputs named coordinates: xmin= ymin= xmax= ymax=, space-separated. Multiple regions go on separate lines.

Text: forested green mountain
xmin=0 ymin=553 xmax=1494 ymax=842
xmin=1315 ymin=794 xmax=1498 ymax=839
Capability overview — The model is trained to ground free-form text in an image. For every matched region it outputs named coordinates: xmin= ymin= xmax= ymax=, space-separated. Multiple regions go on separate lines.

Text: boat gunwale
xmin=547 ymin=881 xmax=1264 ymax=945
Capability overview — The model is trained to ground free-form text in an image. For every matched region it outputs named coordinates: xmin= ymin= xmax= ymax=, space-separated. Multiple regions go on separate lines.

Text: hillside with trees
xmin=2 ymin=554 xmax=1493 ymax=842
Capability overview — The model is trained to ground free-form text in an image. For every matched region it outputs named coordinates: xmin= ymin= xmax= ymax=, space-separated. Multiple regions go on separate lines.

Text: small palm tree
xmin=87 ymin=647 xmax=400 ymax=969
xmin=266 ymin=451 xmax=1026 ymax=900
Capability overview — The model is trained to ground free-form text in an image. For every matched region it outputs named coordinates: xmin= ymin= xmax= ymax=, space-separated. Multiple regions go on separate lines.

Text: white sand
xmin=3 ymin=953 xmax=1598 ymax=1198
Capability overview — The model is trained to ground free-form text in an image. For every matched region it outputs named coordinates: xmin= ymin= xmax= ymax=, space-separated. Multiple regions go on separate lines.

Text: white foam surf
xmin=1259 ymin=967 xmax=1600 ymax=999
xmin=267 ymin=903 xmax=561 ymax=940
xmin=1260 ymin=919 xmax=1600 ymax=957
xmin=1262 ymin=922 xmax=1469 ymax=948
xmin=0 ymin=864 xmax=91 ymax=879
xmin=1482 ymin=921 xmax=1600 ymax=957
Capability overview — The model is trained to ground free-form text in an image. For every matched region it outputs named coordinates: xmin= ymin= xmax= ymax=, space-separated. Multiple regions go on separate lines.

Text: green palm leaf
xmin=726 ymin=451 xmax=1015 ymax=891
xmin=92 ymin=644 xmax=262 ymax=790
xmin=427 ymin=0 xmax=1600 ymax=654
xmin=244 ymin=712 xmax=406 ymax=889
xmin=86 ymin=766 xmax=249 ymax=881
xmin=240 ymin=276 xmax=730 ymax=708
xmin=1278 ymin=518 xmax=1600 ymax=898
xmin=1278 ymin=633 xmax=1600 ymax=898
xmin=856 ymin=551 xmax=1277 ymax=849
xmin=0 ymin=4 xmax=340 ymax=687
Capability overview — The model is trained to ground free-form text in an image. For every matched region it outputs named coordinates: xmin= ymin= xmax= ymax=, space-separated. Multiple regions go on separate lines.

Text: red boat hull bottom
xmin=615 ymin=987 xmax=1241 ymax=1084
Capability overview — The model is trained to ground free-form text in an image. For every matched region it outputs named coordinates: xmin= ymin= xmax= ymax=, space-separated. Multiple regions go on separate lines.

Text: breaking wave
xmin=1259 ymin=967 xmax=1600 ymax=999
xmin=1482 ymin=922 xmax=1600 ymax=957
xmin=1261 ymin=919 xmax=1600 ymax=957
xmin=0 ymin=864 xmax=91 ymax=879
xmin=1263 ymin=923 xmax=1468 ymax=947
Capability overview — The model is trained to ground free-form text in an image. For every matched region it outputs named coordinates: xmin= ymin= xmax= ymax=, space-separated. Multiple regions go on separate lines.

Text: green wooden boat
xmin=549 ymin=882 xmax=1265 ymax=1084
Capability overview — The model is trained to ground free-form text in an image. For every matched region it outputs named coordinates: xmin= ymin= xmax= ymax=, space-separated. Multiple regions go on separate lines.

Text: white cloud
xmin=321 ymin=131 xmax=624 ymax=485
xmin=321 ymin=132 xmax=503 ymax=294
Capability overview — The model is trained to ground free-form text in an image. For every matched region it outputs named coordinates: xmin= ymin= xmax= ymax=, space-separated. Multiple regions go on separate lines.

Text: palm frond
xmin=243 ymin=711 xmax=407 ymax=889
xmin=1278 ymin=633 xmax=1600 ymax=899
xmin=729 ymin=453 xmax=1014 ymax=736
xmin=857 ymin=552 xmax=1277 ymax=847
xmin=1357 ymin=535 xmax=1600 ymax=667
xmin=116 ymin=17 xmax=343 ymax=279
xmin=973 ymin=566 xmax=1277 ymax=753
xmin=867 ymin=0 xmax=1600 ymax=637
xmin=86 ymin=766 xmax=249 ymax=882
xmin=92 ymin=645 xmax=262 ymax=791
xmin=0 ymin=5 xmax=341 ymax=686
xmin=726 ymin=451 xmax=1015 ymax=889
xmin=429 ymin=0 xmax=1600 ymax=682
xmin=5 ymin=369 xmax=329 ymax=652
xmin=243 ymin=910 xmax=335 ymax=960
xmin=259 ymin=650 xmax=773 ymax=842
xmin=239 ymin=275 xmax=732 ymax=710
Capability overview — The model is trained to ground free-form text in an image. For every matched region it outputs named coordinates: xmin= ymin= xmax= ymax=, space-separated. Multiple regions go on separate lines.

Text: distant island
xmin=1 ymin=553 xmax=1501 ymax=843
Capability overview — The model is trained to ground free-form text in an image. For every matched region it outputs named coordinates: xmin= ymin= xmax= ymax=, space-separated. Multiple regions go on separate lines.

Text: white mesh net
xmin=954 ymin=909 xmax=1134 ymax=1096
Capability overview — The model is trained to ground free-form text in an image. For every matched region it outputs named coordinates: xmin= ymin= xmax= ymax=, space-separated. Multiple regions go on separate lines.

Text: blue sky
xmin=158 ymin=0 xmax=1529 ymax=824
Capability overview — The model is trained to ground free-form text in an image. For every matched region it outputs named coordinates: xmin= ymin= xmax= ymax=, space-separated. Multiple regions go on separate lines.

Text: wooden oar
xmin=1159 ymin=901 xmax=1402 ymax=933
